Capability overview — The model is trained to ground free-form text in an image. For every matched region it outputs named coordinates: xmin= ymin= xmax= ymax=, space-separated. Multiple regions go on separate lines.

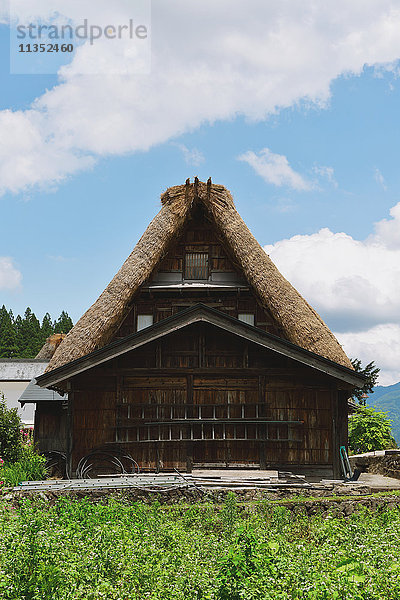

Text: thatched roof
xmin=46 ymin=178 xmax=352 ymax=372
xmin=35 ymin=333 xmax=67 ymax=360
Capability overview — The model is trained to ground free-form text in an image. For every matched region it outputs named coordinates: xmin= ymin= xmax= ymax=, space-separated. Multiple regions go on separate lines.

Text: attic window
xmin=238 ymin=313 xmax=255 ymax=326
xmin=185 ymin=252 xmax=208 ymax=280
xmin=137 ymin=314 xmax=153 ymax=331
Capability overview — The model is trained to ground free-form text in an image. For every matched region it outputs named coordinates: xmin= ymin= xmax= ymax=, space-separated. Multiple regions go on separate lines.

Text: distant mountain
xmin=366 ymin=382 xmax=400 ymax=445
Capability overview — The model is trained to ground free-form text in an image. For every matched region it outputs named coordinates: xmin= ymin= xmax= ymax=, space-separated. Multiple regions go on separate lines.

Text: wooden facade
xmin=115 ymin=206 xmax=284 ymax=340
xmin=34 ymin=190 xmax=363 ymax=479
xmin=35 ymin=308 xmax=357 ymax=478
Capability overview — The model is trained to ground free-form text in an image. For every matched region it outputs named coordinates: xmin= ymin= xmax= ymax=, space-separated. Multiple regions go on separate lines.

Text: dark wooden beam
xmin=38 ymin=304 xmax=365 ymax=388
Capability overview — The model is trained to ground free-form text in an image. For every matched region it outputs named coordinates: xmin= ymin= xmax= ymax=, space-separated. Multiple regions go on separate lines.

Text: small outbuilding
xmin=35 ymin=179 xmax=364 ymax=478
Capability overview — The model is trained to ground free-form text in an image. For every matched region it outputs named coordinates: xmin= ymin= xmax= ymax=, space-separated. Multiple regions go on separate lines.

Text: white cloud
xmin=313 ymin=165 xmax=338 ymax=187
xmin=372 ymin=201 xmax=400 ymax=248
xmin=0 ymin=109 xmax=95 ymax=195
xmin=264 ymin=202 xmax=400 ymax=384
xmin=374 ymin=167 xmax=387 ymax=190
xmin=238 ymin=148 xmax=313 ymax=190
xmin=264 ymin=208 xmax=400 ymax=332
xmin=173 ymin=143 xmax=205 ymax=167
xmin=0 ymin=257 xmax=22 ymax=291
xmin=337 ymin=325 xmax=400 ymax=386
xmin=2 ymin=1 xmax=400 ymax=194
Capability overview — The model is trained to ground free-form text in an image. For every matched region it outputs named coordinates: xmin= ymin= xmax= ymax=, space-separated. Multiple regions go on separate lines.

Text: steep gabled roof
xmin=35 ymin=333 xmax=66 ymax=359
xmin=46 ymin=178 xmax=352 ymax=372
xmin=38 ymin=305 xmax=362 ymax=388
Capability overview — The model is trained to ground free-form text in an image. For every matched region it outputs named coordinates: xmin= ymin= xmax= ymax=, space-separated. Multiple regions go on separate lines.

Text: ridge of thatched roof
xmin=46 ymin=178 xmax=352 ymax=372
xmin=35 ymin=333 xmax=67 ymax=360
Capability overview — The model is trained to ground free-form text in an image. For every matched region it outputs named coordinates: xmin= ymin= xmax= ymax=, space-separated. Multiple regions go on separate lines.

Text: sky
xmin=1 ymin=1 xmax=400 ymax=385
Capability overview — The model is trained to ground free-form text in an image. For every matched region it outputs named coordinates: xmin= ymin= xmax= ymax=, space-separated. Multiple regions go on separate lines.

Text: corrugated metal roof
xmin=19 ymin=378 xmax=65 ymax=404
xmin=0 ymin=360 xmax=49 ymax=381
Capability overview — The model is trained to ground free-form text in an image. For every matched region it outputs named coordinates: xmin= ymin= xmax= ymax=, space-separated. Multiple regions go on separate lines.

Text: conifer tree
xmin=0 ymin=306 xmax=73 ymax=357
xmin=41 ymin=312 xmax=54 ymax=340
xmin=17 ymin=308 xmax=42 ymax=357
xmin=54 ymin=310 xmax=73 ymax=334
xmin=14 ymin=314 xmax=23 ymax=356
xmin=0 ymin=306 xmax=17 ymax=358
xmin=351 ymin=359 xmax=380 ymax=405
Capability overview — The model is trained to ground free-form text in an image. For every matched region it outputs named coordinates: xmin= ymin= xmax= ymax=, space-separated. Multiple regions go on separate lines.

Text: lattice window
xmin=238 ymin=313 xmax=255 ymax=326
xmin=116 ymin=402 xmax=304 ymax=443
xmin=137 ymin=314 xmax=153 ymax=331
xmin=184 ymin=252 xmax=209 ymax=280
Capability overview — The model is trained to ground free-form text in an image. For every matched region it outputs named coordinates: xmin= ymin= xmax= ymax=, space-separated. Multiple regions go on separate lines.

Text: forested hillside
xmin=0 ymin=305 xmax=73 ymax=359
xmin=368 ymin=382 xmax=400 ymax=445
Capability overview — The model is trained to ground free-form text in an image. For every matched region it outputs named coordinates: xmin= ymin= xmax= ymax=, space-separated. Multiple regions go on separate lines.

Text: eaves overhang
xmin=37 ymin=304 xmax=365 ymax=389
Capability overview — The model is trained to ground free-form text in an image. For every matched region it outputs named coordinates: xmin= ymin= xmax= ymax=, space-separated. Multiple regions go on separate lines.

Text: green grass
xmin=0 ymin=494 xmax=400 ymax=599
xmin=256 ymin=489 xmax=400 ymax=505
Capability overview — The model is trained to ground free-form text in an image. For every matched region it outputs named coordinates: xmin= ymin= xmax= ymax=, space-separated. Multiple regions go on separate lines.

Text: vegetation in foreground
xmin=0 ymin=394 xmax=47 ymax=488
xmin=0 ymin=444 xmax=47 ymax=488
xmin=0 ymin=494 xmax=400 ymax=600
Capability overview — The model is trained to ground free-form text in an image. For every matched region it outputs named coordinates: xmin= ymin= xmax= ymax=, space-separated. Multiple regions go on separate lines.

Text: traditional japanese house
xmin=35 ymin=179 xmax=364 ymax=478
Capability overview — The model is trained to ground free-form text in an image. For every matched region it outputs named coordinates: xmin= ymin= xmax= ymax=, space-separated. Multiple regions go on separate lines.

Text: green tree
xmin=348 ymin=406 xmax=396 ymax=454
xmin=0 ymin=306 xmax=17 ymax=358
xmin=14 ymin=314 xmax=23 ymax=356
xmin=15 ymin=308 xmax=42 ymax=358
xmin=0 ymin=392 xmax=23 ymax=463
xmin=41 ymin=312 xmax=54 ymax=340
xmin=1 ymin=306 xmax=73 ymax=357
xmin=54 ymin=310 xmax=73 ymax=334
xmin=351 ymin=358 xmax=380 ymax=405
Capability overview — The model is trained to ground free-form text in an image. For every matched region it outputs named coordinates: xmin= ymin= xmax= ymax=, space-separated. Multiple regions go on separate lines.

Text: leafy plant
xmin=0 ymin=401 xmax=47 ymax=487
xmin=0 ymin=392 xmax=23 ymax=463
xmin=217 ymin=530 xmax=258 ymax=600
xmin=0 ymin=497 xmax=400 ymax=599
xmin=336 ymin=559 xmax=365 ymax=584
xmin=348 ymin=406 xmax=397 ymax=453
xmin=0 ymin=444 xmax=47 ymax=487
xmin=221 ymin=492 xmax=239 ymax=539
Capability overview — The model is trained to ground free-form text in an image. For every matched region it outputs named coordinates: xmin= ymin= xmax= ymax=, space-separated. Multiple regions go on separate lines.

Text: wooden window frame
xmin=137 ymin=314 xmax=154 ymax=331
xmin=238 ymin=313 xmax=255 ymax=326
xmin=184 ymin=252 xmax=209 ymax=280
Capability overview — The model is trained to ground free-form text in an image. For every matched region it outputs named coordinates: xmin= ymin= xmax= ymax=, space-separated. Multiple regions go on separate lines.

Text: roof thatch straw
xmin=36 ymin=333 xmax=67 ymax=360
xmin=46 ymin=178 xmax=352 ymax=372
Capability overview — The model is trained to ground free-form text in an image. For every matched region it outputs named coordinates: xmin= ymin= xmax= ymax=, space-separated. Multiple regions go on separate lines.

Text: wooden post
xmin=259 ymin=375 xmax=267 ymax=469
xmin=331 ymin=389 xmax=341 ymax=479
xmin=156 ymin=341 xmax=162 ymax=368
xmin=186 ymin=374 xmax=194 ymax=472
xmin=66 ymin=381 xmax=73 ymax=478
xmin=198 ymin=324 xmax=205 ymax=368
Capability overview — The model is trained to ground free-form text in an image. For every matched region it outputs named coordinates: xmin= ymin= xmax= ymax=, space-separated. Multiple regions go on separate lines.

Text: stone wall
xmin=3 ymin=487 xmax=400 ymax=519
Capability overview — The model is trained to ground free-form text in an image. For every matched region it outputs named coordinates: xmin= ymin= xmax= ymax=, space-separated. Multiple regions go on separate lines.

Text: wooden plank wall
xmin=65 ymin=324 xmax=342 ymax=475
xmin=34 ymin=401 xmax=67 ymax=454
xmin=71 ymin=375 xmax=116 ymax=469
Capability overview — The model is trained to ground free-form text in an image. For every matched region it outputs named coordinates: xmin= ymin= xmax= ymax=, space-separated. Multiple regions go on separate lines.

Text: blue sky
xmin=1 ymin=2 xmax=400 ymax=384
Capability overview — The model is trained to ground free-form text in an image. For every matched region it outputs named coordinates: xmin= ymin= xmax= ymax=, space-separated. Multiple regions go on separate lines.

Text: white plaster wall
xmin=0 ymin=381 xmax=35 ymax=425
